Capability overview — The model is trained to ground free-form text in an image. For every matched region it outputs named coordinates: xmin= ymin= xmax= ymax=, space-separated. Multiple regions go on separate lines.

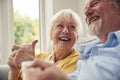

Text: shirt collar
xmin=104 ymin=30 xmax=120 ymax=47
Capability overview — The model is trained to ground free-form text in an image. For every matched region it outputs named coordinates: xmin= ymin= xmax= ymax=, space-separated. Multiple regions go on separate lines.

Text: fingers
xmin=25 ymin=67 xmax=42 ymax=80
xmin=7 ymin=55 xmax=20 ymax=71
xmin=30 ymin=40 xmax=38 ymax=51
xmin=29 ymin=59 xmax=52 ymax=70
xmin=12 ymin=40 xmax=38 ymax=56
xmin=9 ymin=40 xmax=38 ymax=68
xmin=11 ymin=40 xmax=38 ymax=51
xmin=26 ymin=60 xmax=53 ymax=80
xmin=26 ymin=59 xmax=69 ymax=80
xmin=12 ymin=48 xmax=35 ymax=67
xmin=11 ymin=45 xmax=21 ymax=51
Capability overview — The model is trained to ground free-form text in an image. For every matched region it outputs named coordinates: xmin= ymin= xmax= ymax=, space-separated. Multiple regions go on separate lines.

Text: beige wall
xmin=53 ymin=0 xmax=79 ymax=14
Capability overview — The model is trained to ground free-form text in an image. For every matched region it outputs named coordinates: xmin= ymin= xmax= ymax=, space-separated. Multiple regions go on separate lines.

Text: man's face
xmin=84 ymin=0 xmax=120 ymax=36
xmin=50 ymin=17 xmax=79 ymax=50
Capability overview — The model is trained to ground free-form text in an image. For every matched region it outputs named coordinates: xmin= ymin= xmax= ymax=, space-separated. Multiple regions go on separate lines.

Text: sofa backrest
xmin=0 ymin=65 xmax=10 ymax=80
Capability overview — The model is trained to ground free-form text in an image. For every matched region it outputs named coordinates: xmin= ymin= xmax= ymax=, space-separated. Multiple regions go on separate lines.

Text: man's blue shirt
xmin=70 ymin=30 xmax=120 ymax=80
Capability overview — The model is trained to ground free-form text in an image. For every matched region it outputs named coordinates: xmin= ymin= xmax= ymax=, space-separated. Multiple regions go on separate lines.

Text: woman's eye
xmin=57 ymin=24 xmax=63 ymax=28
xmin=69 ymin=25 xmax=75 ymax=30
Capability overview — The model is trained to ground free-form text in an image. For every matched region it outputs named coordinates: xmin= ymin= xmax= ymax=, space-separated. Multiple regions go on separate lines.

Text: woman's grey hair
xmin=49 ymin=9 xmax=83 ymax=39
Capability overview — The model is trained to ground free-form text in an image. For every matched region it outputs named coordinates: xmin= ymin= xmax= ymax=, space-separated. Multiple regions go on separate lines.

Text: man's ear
xmin=117 ymin=9 xmax=120 ymax=15
xmin=117 ymin=4 xmax=120 ymax=15
xmin=119 ymin=8 xmax=120 ymax=15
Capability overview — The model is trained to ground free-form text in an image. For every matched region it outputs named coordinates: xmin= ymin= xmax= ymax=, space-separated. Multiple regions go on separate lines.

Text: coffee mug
xmin=21 ymin=61 xmax=33 ymax=80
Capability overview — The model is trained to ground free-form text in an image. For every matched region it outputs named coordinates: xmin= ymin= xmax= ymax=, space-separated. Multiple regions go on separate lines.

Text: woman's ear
xmin=50 ymin=34 xmax=52 ymax=40
xmin=77 ymin=35 xmax=79 ymax=41
xmin=77 ymin=32 xmax=80 ymax=40
xmin=50 ymin=28 xmax=53 ymax=40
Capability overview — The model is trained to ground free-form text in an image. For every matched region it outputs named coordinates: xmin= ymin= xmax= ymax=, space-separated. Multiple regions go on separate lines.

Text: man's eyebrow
xmin=84 ymin=0 xmax=99 ymax=10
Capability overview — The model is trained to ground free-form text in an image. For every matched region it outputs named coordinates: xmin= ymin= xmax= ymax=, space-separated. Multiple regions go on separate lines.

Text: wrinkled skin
xmin=7 ymin=40 xmax=38 ymax=80
xmin=25 ymin=59 xmax=71 ymax=80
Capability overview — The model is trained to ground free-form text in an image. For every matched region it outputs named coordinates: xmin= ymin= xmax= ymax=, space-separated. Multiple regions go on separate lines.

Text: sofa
xmin=0 ymin=65 xmax=10 ymax=80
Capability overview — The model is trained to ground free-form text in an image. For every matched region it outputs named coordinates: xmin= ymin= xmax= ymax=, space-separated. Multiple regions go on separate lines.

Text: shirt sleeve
xmin=70 ymin=45 xmax=120 ymax=80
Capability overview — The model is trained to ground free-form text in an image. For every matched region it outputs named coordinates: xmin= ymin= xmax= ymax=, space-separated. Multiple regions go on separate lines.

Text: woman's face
xmin=51 ymin=17 xmax=79 ymax=50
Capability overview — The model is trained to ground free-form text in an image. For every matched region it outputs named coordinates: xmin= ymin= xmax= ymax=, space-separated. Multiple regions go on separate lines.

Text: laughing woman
xmin=8 ymin=9 xmax=82 ymax=80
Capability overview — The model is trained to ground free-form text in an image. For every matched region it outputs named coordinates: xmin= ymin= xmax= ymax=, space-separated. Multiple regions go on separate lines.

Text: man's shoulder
xmin=79 ymin=38 xmax=100 ymax=49
xmin=79 ymin=38 xmax=101 ymax=59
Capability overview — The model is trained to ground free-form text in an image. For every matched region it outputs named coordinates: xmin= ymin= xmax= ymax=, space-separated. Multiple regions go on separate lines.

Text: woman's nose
xmin=62 ymin=27 xmax=69 ymax=34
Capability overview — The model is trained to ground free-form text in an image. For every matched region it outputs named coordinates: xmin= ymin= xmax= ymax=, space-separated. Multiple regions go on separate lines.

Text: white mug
xmin=21 ymin=61 xmax=33 ymax=80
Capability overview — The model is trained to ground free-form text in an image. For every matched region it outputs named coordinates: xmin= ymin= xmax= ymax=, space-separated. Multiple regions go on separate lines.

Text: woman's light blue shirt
xmin=70 ymin=30 xmax=120 ymax=80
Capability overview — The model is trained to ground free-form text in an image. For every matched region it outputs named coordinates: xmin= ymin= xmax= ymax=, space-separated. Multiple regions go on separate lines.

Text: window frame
xmin=0 ymin=0 xmax=14 ymax=64
xmin=0 ymin=0 xmax=53 ymax=64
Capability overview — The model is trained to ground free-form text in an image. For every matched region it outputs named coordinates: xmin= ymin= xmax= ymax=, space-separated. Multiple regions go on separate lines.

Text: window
xmin=13 ymin=0 xmax=40 ymax=52
xmin=0 ymin=0 xmax=14 ymax=64
xmin=0 ymin=0 xmax=53 ymax=64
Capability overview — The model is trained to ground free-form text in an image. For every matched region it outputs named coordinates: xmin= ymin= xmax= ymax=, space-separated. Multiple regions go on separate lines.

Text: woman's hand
xmin=7 ymin=40 xmax=38 ymax=80
xmin=8 ymin=40 xmax=38 ymax=67
xmin=12 ymin=40 xmax=38 ymax=55
xmin=7 ymin=51 xmax=21 ymax=80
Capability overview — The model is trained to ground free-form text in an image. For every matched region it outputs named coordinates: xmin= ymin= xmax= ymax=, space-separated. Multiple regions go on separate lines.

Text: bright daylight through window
xmin=13 ymin=0 xmax=40 ymax=52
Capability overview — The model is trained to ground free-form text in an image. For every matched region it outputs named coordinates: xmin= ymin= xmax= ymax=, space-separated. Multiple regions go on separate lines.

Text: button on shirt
xmin=70 ymin=30 xmax=120 ymax=80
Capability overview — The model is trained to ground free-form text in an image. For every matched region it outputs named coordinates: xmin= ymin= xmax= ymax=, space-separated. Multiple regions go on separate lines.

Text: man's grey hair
xmin=111 ymin=0 xmax=120 ymax=9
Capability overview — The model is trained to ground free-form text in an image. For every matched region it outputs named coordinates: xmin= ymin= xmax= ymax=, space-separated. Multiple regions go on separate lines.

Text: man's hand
xmin=25 ymin=59 xmax=72 ymax=80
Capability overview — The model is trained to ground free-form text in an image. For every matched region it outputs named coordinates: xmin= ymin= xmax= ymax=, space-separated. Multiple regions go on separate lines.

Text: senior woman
xmin=8 ymin=9 xmax=82 ymax=80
